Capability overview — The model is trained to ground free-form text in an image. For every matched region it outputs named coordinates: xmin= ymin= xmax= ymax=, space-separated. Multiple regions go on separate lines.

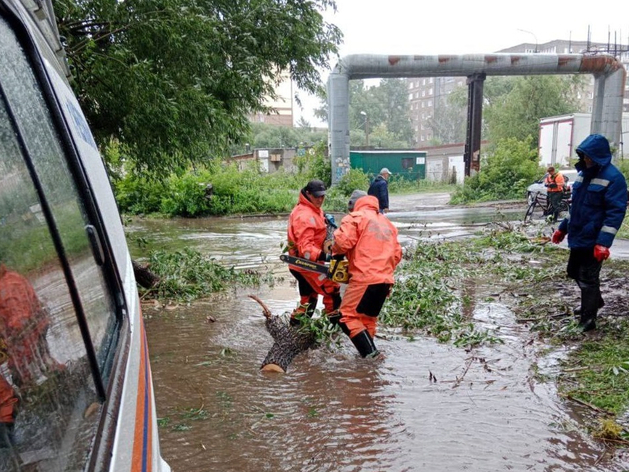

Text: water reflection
xmin=132 ymin=216 xmax=629 ymax=471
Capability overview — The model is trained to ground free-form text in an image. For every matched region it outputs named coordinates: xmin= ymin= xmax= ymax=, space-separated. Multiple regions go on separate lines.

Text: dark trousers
xmin=547 ymin=191 xmax=563 ymax=220
xmin=567 ymin=248 xmax=604 ymax=323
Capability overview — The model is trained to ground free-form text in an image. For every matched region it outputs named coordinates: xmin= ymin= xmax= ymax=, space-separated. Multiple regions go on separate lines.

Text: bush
xmin=450 ymin=136 xmax=541 ymax=204
xmin=333 ymin=168 xmax=370 ymax=197
xmin=115 ymin=161 xmax=306 ymax=216
xmin=160 ymin=171 xmax=212 ymax=217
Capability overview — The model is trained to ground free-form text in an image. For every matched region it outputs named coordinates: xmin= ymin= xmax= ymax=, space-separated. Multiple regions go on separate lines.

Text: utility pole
xmin=360 ymin=110 xmax=370 ymax=147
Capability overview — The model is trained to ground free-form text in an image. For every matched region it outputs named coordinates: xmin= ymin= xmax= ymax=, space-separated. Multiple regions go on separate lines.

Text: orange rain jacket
xmin=331 ymin=196 xmax=402 ymax=284
xmin=287 ymin=190 xmax=328 ymax=268
xmin=544 ymin=172 xmax=566 ymax=193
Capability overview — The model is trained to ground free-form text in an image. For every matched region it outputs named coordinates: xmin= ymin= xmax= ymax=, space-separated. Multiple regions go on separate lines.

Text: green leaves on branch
xmin=54 ymin=0 xmax=342 ymax=173
xmin=146 ymin=248 xmax=266 ymax=301
xmin=484 ymin=75 xmax=585 ymax=148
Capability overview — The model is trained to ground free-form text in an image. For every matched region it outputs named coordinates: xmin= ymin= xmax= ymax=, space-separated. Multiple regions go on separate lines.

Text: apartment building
xmin=248 ymin=70 xmax=294 ymax=127
xmin=408 ymin=39 xmax=629 ymax=146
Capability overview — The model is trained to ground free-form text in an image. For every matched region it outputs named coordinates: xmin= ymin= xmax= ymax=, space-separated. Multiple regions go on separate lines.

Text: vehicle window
xmin=0 ymin=15 xmax=117 ymax=470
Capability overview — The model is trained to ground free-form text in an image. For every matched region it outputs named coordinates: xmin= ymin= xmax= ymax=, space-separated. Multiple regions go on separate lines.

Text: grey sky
xmin=294 ymin=0 xmax=628 ymax=126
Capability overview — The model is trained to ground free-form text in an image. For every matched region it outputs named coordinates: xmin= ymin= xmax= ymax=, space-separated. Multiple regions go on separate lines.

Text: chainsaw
xmin=280 ymin=254 xmax=349 ymax=284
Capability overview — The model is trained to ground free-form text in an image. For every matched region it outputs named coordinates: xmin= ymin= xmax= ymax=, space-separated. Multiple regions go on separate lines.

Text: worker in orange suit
xmin=330 ymin=194 xmax=402 ymax=358
xmin=286 ymin=180 xmax=341 ymax=326
xmin=544 ymin=166 xmax=566 ymax=222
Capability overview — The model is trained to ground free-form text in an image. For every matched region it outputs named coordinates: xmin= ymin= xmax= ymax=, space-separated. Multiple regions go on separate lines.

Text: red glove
xmin=551 ymin=230 xmax=566 ymax=244
xmin=594 ymin=245 xmax=610 ymax=262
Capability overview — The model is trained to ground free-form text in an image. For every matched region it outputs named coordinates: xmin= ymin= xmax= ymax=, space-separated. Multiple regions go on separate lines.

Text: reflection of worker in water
xmin=0 ymin=263 xmax=61 ymax=388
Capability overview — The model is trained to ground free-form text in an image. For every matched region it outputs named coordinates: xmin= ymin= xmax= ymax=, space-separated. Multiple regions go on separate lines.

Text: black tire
xmin=527 ymin=192 xmax=535 ymax=205
xmin=524 ymin=199 xmax=537 ymax=223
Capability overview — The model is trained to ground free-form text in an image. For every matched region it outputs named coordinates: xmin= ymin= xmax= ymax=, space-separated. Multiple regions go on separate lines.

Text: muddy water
xmin=129 ymin=212 xmax=629 ymax=471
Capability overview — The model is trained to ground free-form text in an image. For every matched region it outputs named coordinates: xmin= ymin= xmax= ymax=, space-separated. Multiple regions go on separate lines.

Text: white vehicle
xmin=526 ymin=169 xmax=578 ymax=204
xmin=0 ymin=0 xmax=170 ymax=470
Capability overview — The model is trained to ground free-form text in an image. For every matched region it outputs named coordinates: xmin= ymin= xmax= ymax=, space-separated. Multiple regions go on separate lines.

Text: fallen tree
xmin=132 ymin=260 xmax=161 ymax=288
xmin=249 ymin=295 xmax=315 ymax=373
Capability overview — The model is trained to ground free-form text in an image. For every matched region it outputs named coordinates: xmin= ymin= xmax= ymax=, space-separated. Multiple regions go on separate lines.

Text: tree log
xmin=249 ymin=295 xmax=315 ymax=373
xmin=132 ymin=260 xmax=161 ymax=288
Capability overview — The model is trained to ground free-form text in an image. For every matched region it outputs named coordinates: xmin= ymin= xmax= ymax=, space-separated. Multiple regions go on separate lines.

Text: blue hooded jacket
xmin=558 ymin=134 xmax=627 ymax=248
xmin=368 ymin=175 xmax=389 ymax=212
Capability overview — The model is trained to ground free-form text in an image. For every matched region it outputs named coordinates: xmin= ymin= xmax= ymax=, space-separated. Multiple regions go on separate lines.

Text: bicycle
xmin=524 ymin=190 xmax=570 ymax=223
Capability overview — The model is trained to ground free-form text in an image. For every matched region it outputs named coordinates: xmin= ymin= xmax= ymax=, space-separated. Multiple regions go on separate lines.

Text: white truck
xmin=538 ymin=113 xmax=629 ymax=167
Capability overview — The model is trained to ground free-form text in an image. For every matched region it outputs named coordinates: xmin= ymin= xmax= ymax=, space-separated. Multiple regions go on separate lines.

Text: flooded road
xmin=129 ymin=194 xmax=629 ymax=471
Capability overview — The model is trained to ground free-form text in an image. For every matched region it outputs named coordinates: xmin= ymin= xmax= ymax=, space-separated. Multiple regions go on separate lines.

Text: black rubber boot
xmin=579 ymin=315 xmax=597 ymax=332
xmin=349 ymin=330 xmax=380 ymax=358
xmin=0 ymin=422 xmax=14 ymax=449
xmin=578 ymin=285 xmax=602 ymax=332
xmin=574 ymin=295 xmax=604 ymax=317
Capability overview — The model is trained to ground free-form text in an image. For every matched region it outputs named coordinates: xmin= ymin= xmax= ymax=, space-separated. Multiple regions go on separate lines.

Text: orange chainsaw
xmin=279 ymin=254 xmax=349 ymax=284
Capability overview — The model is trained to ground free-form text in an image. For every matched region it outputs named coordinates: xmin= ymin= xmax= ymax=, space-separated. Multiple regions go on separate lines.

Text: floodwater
xmin=129 ymin=196 xmax=629 ymax=472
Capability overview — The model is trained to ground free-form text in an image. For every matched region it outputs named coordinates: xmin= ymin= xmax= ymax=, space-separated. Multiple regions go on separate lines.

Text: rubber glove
xmin=594 ymin=245 xmax=610 ymax=262
xmin=551 ymin=230 xmax=566 ymax=244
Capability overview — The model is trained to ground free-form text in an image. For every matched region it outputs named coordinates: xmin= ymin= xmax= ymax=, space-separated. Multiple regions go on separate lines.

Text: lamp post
xmin=360 ymin=110 xmax=370 ymax=147
xmin=517 ymin=29 xmax=538 ymax=53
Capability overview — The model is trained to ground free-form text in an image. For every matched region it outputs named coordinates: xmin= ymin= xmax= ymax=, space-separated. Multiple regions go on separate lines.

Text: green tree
xmin=484 ymin=75 xmax=585 ymax=148
xmin=428 ymin=86 xmax=467 ymax=145
xmin=232 ymin=123 xmax=327 ymax=152
xmin=315 ymin=78 xmax=413 ymax=147
xmin=375 ymin=79 xmax=414 ymax=144
xmin=450 ymin=136 xmax=541 ymax=203
xmin=55 ymin=0 xmax=342 ymax=174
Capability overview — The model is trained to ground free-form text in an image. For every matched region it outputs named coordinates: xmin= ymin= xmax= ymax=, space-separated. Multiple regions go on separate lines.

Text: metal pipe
xmin=328 ymin=53 xmax=626 ymax=184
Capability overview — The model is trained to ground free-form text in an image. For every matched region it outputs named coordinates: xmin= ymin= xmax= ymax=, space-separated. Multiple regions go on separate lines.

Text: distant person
xmin=544 ymin=166 xmax=566 ymax=221
xmin=368 ymin=168 xmax=392 ymax=213
xmin=330 ymin=194 xmax=402 ymax=358
xmin=286 ymin=180 xmax=341 ymax=326
xmin=551 ymin=134 xmax=628 ymax=331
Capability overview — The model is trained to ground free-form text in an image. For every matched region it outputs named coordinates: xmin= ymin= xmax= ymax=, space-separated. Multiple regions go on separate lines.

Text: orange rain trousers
xmin=340 ymin=282 xmax=391 ymax=339
xmin=290 ymin=269 xmax=340 ymax=313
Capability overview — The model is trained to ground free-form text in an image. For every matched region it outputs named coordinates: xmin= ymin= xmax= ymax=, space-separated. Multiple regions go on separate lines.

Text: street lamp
xmin=517 ymin=29 xmax=538 ymax=53
xmin=360 ymin=110 xmax=370 ymax=147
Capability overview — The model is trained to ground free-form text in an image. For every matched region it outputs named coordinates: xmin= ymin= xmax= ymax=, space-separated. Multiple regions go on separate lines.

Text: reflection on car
xmin=526 ymin=169 xmax=578 ymax=204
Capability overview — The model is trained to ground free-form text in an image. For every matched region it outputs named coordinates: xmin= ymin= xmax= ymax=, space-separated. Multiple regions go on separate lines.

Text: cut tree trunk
xmin=249 ymin=295 xmax=315 ymax=373
xmin=132 ymin=260 xmax=161 ymax=289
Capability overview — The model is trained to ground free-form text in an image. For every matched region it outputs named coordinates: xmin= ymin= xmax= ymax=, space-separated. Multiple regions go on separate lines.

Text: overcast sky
xmin=294 ymin=0 xmax=629 ymax=126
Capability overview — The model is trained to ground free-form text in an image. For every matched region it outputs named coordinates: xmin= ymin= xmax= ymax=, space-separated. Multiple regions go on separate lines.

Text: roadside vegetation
xmin=139 ymin=248 xmax=273 ymax=302
xmin=114 ymin=143 xmax=348 ymax=216
xmin=114 ymin=142 xmax=452 ymax=218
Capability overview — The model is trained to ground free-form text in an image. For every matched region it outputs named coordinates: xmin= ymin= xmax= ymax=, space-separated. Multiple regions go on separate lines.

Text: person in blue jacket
xmin=551 ymin=134 xmax=628 ymax=331
xmin=368 ymin=168 xmax=392 ymax=213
